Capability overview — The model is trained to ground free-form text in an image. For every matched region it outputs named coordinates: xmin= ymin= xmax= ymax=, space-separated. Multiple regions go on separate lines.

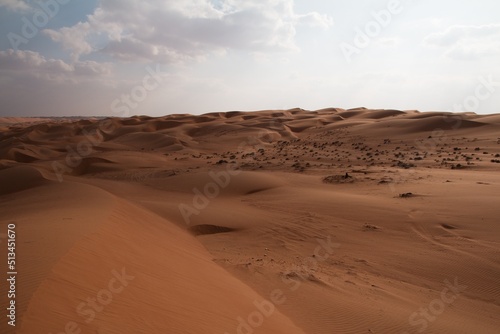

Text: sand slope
xmin=1 ymin=108 xmax=499 ymax=333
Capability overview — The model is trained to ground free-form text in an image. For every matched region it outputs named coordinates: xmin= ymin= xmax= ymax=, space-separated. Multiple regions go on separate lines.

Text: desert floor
xmin=1 ymin=108 xmax=499 ymax=333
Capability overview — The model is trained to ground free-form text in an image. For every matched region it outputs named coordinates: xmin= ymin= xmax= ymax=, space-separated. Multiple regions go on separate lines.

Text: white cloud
xmin=374 ymin=37 xmax=400 ymax=48
xmin=43 ymin=22 xmax=95 ymax=63
xmin=0 ymin=50 xmax=121 ymax=117
xmin=0 ymin=49 xmax=112 ymax=82
xmin=424 ymin=24 xmax=500 ymax=60
xmin=296 ymin=12 xmax=333 ymax=29
xmin=0 ymin=0 xmax=31 ymax=12
xmin=43 ymin=0 xmax=333 ymax=63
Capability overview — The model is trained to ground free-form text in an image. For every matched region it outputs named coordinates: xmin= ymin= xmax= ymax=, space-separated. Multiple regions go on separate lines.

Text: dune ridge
xmin=1 ymin=108 xmax=499 ymax=333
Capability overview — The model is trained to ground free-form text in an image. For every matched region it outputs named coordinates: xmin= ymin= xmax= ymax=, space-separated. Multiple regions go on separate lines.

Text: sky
xmin=0 ymin=0 xmax=499 ymax=117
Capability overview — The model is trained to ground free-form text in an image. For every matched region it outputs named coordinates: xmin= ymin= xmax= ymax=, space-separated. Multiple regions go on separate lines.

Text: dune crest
xmin=1 ymin=108 xmax=499 ymax=333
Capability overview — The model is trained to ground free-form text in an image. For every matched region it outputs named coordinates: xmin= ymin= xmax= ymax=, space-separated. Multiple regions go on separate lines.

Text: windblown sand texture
xmin=1 ymin=108 xmax=499 ymax=333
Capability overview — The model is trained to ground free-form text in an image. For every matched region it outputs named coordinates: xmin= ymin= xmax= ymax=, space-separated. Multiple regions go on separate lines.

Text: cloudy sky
xmin=0 ymin=0 xmax=499 ymax=117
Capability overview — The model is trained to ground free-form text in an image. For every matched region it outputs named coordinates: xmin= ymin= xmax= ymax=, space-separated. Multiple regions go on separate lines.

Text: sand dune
xmin=1 ymin=108 xmax=499 ymax=333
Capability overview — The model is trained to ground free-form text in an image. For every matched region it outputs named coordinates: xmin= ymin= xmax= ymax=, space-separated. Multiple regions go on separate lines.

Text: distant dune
xmin=1 ymin=108 xmax=499 ymax=333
